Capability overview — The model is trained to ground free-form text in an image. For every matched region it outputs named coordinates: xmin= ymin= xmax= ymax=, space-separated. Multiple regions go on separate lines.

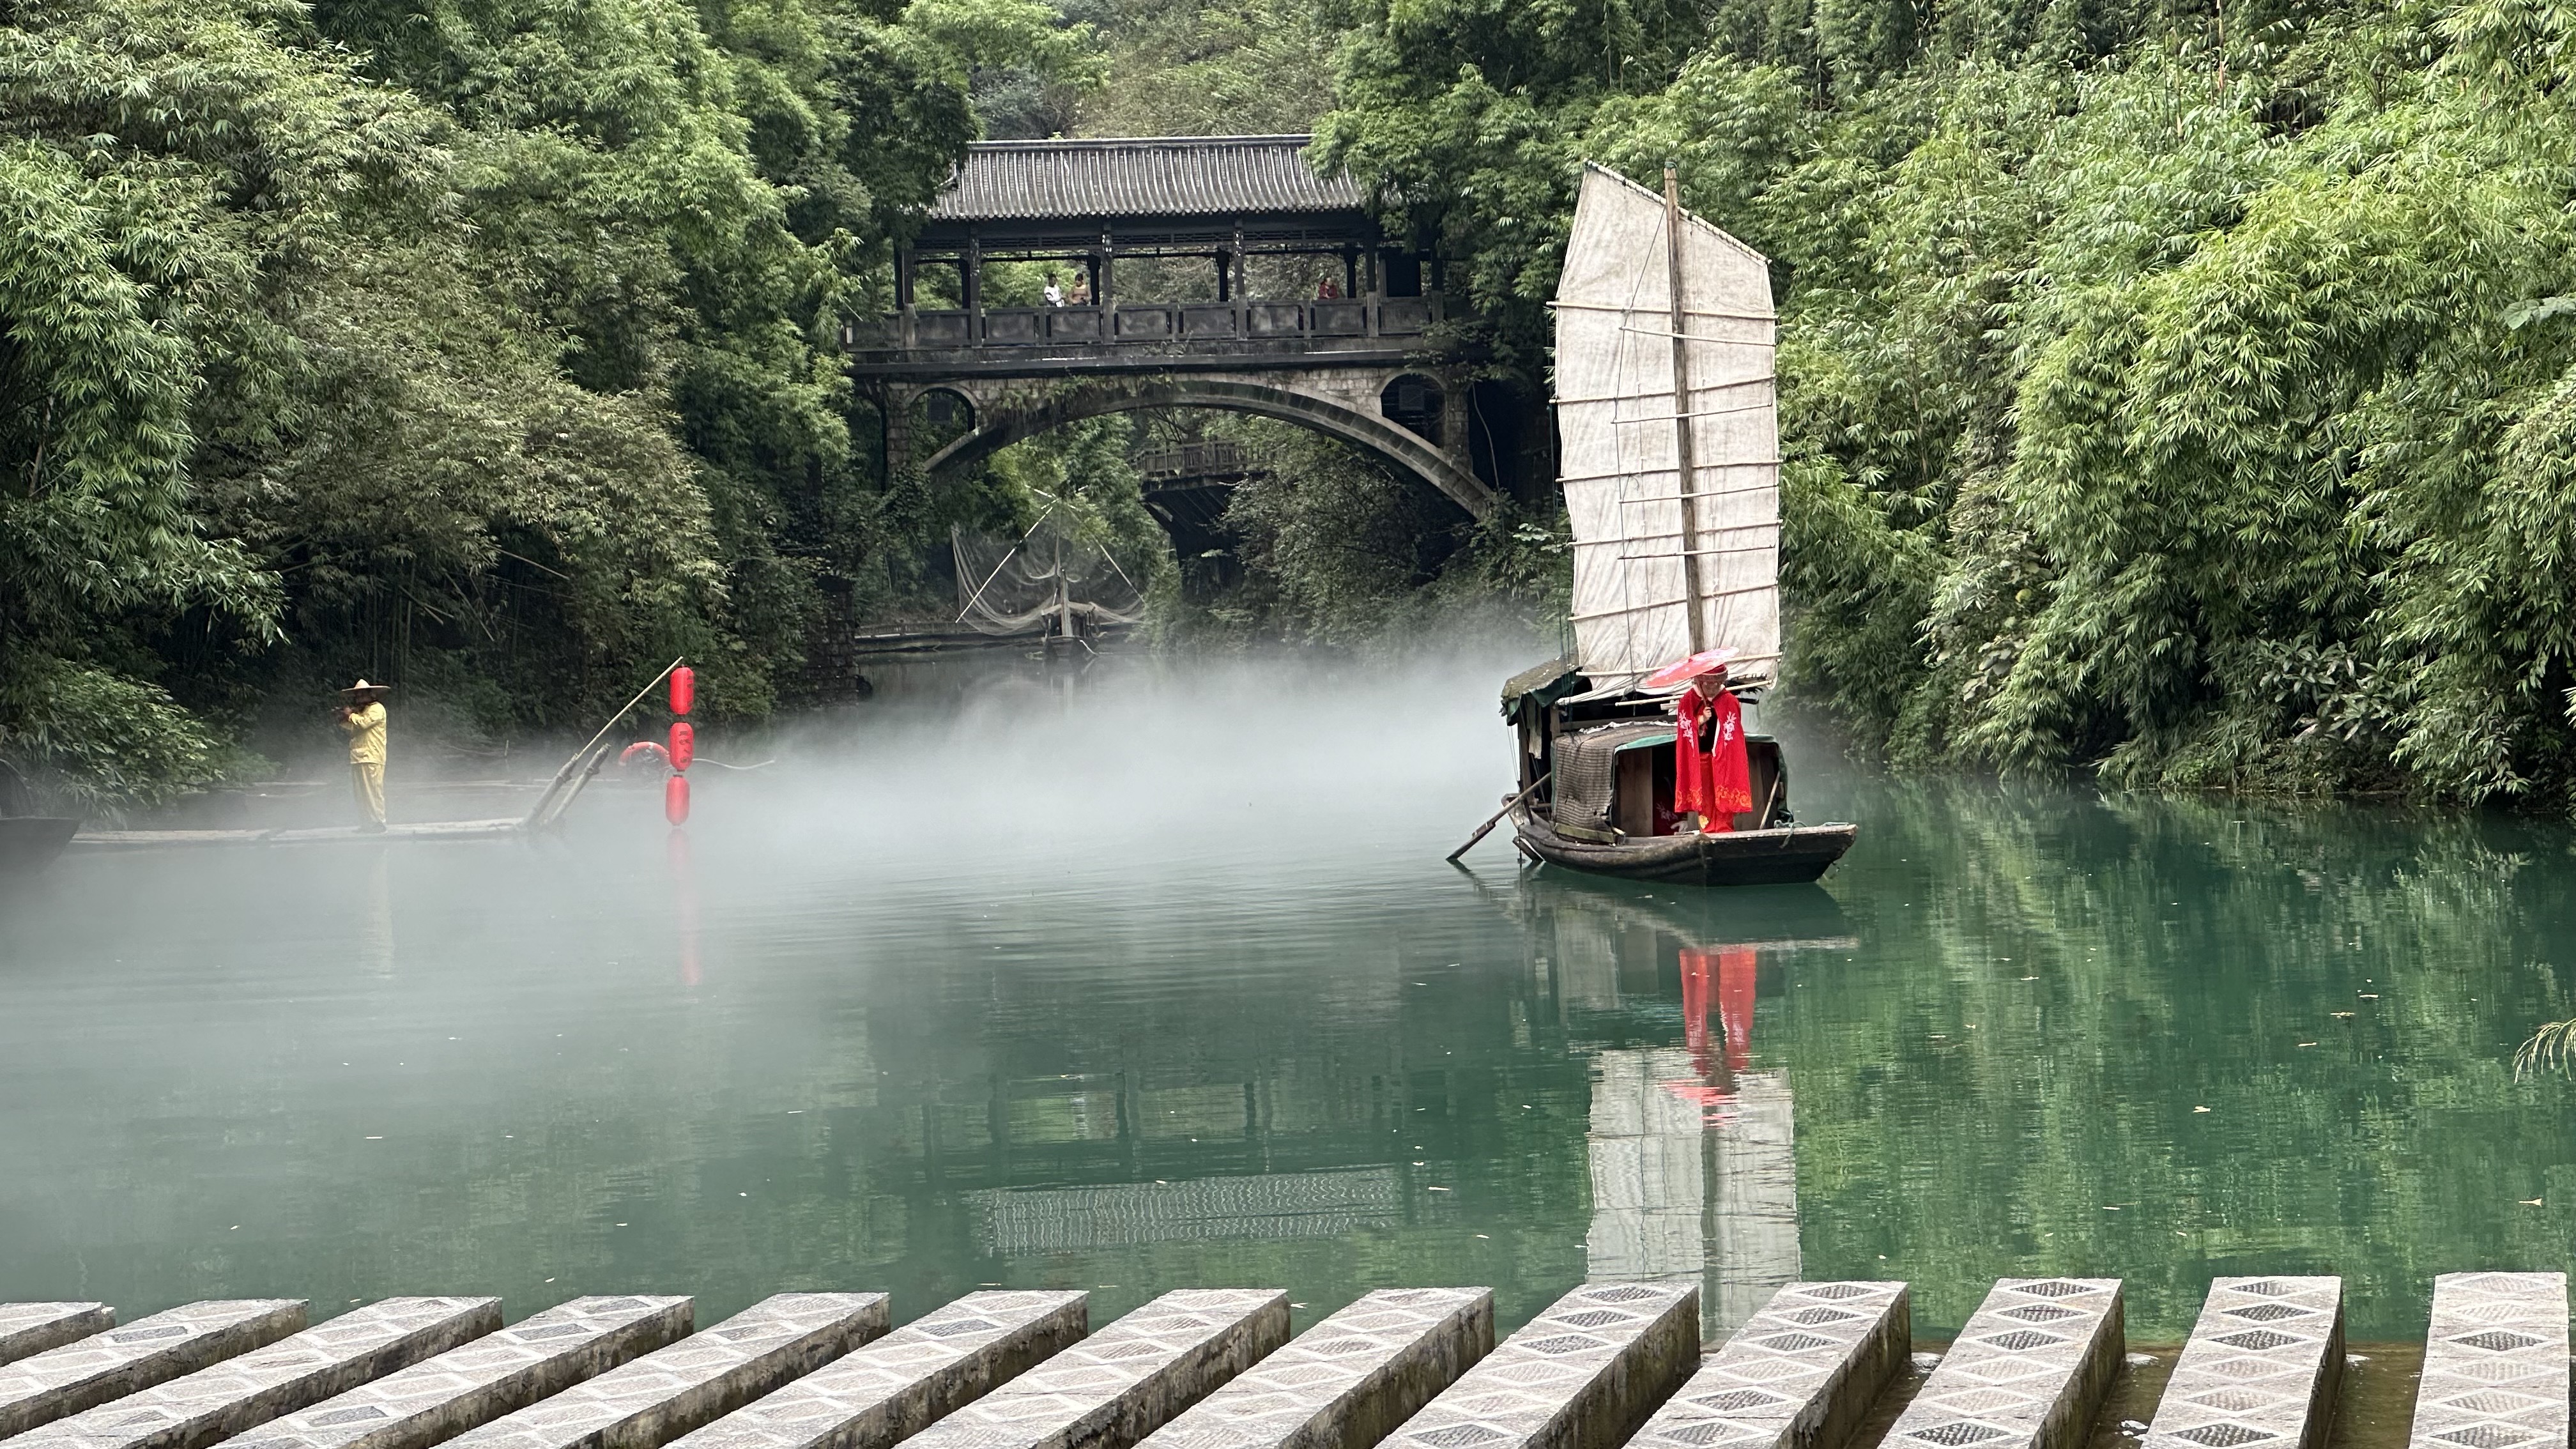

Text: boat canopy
xmin=1500 ymin=657 xmax=1585 ymax=714
xmin=1553 ymin=164 xmax=1781 ymax=698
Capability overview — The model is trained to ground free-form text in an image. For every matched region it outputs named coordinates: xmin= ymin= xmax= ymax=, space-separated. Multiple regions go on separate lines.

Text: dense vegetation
xmin=13 ymin=0 xmax=2576 ymax=808
xmin=1307 ymin=0 xmax=2576 ymax=804
xmin=0 ymin=0 xmax=1083 ymax=802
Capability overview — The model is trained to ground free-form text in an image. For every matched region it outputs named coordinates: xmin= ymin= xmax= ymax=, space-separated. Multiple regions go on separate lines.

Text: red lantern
xmin=664 ymin=773 xmax=691 ymax=825
xmin=670 ymin=665 xmax=695 ymax=717
xmin=667 ymin=721 xmax=694 ymax=772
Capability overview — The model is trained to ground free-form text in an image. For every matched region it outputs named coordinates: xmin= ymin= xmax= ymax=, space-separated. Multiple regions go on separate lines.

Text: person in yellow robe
xmin=335 ymin=680 xmax=391 ymax=832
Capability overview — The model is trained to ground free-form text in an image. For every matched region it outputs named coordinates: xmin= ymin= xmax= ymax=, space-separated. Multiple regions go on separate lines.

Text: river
xmin=4 ymin=648 xmax=2573 ymax=1351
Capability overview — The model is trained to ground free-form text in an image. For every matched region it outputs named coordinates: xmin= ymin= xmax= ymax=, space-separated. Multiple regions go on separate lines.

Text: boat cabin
xmin=1501 ymin=659 xmax=1790 ymax=844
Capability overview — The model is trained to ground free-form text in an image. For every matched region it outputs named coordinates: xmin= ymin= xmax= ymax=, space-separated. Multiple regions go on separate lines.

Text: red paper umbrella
xmin=1641 ymin=647 xmax=1739 ymax=691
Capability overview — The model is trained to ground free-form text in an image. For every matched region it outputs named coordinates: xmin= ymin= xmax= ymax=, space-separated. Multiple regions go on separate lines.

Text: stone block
xmin=1137 ymin=1288 xmax=1492 ymax=1449
xmin=1627 ymin=1282 xmax=1908 ymax=1449
xmin=1377 ymin=1280 xmax=1701 ymax=1449
xmin=900 ymin=1289 xmax=1291 ymax=1449
xmin=669 ymin=1291 xmax=1088 ymax=1449
xmin=12 ymin=1299 xmax=497 ymax=1449
xmin=213 ymin=1298 xmax=695 ymax=1449
xmin=0 ymin=1303 xmax=310 ymax=1441
xmin=1884 ymin=1279 xmax=2122 ymax=1449
xmin=2143 ymin=1277 xmax=2342 ymax=1449
xmin=440 ymin=1294 xmax=888 ymax=1449
xmin=0 ymin=1308 xmax=116 ymax=1368
xmin=2407 ymin=1273 xmax=2566 ymax=1449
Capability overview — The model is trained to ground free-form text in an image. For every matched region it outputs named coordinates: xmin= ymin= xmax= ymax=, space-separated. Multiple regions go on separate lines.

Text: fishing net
xmin=953 ymin=514 xmax=1147 ymax=636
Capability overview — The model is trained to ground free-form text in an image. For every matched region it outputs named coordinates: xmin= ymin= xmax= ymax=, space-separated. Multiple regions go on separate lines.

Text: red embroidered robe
xmin=1675 ymin=686 xmax=1752 ymax=829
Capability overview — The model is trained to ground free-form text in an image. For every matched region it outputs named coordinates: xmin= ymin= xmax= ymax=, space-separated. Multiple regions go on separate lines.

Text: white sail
xmin=1554 ymin=163 xmax=1779 ymax=692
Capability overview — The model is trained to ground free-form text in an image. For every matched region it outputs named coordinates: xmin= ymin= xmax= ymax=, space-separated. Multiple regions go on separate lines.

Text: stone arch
xmin=914 ymin=385 xmax=976 ymax=429
xmin=1379 ymin=372 xmax=1445 ymax=447
xmin=917 ymin=376 xmax=1498 ymax=519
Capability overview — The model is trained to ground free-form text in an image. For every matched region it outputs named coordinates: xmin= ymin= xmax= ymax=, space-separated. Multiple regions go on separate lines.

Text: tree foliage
xmin=0 ymin=0 xmax=1085 ymax=803
xmin=1313 ymin=0 xmax=2576 ymax=804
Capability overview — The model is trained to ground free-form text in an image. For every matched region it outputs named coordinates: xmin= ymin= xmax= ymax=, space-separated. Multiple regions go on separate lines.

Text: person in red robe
xmin=1672 ymin=663 xmax=1752 ymax=833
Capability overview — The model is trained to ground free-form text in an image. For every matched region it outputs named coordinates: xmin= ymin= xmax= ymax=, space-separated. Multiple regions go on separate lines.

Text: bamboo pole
xmin=1665 ymin=160 xmax=1708 ymax=654
xmin=1448 ymin=773 xmax=1550 ymax=863
xmin=523 ymin=657 xmax=684 ymax=830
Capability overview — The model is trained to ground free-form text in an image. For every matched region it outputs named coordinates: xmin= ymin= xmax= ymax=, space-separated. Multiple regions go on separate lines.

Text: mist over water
xmin=7 ymin=646 xmax=2576 ymax=1349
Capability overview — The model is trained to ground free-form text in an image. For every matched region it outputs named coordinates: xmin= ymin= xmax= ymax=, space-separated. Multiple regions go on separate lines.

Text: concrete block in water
xmin=440 ymin=1294 xmax=888 ymax=1449
xmin=669 ymin=1291 xmax=1088 ymax=1449
xmin=1885 ymin=1278 xmax=2122 ymax=1449
xmin=0 ymin=1307 xmax=116 ymax=1368
xmin=1377 ymin=1281 xmax=1701 ymax=1449
xmin=1627 ymin=1282 xmax=1908 ymax=1449
xmin=2143 ymin=1277 xmax=2342 ymax=1449
xmin=2407 ymin=1273 xmax=2566 ymax=1449
xmin=214 ymin=1298 xmax=695 ymax=1449
xmin=11 ymin=1299 xmax=497 ymax=1449
xmin=1137 ymin=1288 xmax=1494 ymax=1449
xmin=0 ymin=1303 xmax=309 ymax=1440
xmin=901 ymin=1289 xmax=1291 ymax=1449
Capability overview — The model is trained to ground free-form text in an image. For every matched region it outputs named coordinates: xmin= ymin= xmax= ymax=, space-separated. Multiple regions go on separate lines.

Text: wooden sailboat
xmin=1501 ymin=163 xmax=1857 ymax=886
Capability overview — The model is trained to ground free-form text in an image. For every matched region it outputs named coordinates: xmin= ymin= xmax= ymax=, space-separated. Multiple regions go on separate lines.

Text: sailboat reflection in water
xmin=1521 ymin=878 xmax=1853 ymax=1337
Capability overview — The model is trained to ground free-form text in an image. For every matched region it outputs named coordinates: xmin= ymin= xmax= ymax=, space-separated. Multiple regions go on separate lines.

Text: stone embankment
xmin=0 ymin=1273 xmax=2559 ymax=1449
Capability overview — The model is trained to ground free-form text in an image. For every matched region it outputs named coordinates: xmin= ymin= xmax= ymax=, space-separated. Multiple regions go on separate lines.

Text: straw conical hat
xmin=339 ymin=678 xmax=393 ymax=695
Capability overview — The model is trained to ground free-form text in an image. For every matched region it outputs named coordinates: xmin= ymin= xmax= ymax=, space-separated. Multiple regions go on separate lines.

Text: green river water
xmin=4 ymin=652 xmax=2574 ymax=1352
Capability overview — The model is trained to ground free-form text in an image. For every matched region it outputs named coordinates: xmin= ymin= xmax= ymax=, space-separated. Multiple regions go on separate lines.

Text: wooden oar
xmin=1448 ymin=773 xmax=1549 ymax=864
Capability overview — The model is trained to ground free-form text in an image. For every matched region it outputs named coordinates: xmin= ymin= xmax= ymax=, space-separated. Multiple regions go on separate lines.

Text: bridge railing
xmin=1133 ymin=440 xmax=1255 ymax=482
xmin=852 ymin=294 xmax=1443 ymax=351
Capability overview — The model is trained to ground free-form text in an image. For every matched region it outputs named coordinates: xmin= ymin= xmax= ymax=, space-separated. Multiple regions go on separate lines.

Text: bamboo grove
xmin=1313 ymin=0 xmax=2576 ymax=803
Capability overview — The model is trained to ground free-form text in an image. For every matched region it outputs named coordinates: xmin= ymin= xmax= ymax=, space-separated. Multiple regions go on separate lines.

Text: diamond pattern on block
xmin=1384 ymin=1283 xmax=1694 ymax=1449
xmin=222 ymin=1296 xmax=696 ymax=1449
xmin=1627 ymin=1283 xmax=1905 ymax=1449
xmin=1885 ymin=1280 xmax=2120 ymax=1449
xmin=1136 ymin=1289 xmax=1486 ymax=1449
xmin=0 ymin=1302 xmax=307 ymax=1430
xmin=0 ymin=1307 xmax=114 ymax=1368
xmin=901 ymin=1292 xmax=1282 ymax=1449
xmin=2142 ymin=1276 xmax=2340 ymax=1449
xmin=440 ymin=1296 xmax=885 ymax=1449
xmin=2408 ymin=1274 xmax=2568 ymax=1449
xmin=2172 ymin=1425 xmax=2272 ymax=1447
xmin=15 ymin=1300 xmax=493 ymax=1449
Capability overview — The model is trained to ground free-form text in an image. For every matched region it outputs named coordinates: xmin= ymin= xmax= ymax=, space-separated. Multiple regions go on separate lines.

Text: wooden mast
xmin=1664 ymin=160 xmax=1707 ymax=654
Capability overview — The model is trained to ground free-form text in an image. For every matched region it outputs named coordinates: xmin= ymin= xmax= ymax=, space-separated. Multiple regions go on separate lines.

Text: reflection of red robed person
xmin=1673 ymin=663 xmax=1752 ymax=833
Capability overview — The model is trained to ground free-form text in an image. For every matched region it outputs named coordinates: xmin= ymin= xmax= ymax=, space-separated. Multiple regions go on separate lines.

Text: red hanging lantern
xmin=664 ymin=772 xmax=691 ymax=825
xmin=669 ymin=665 xmax=695 ymax=717
xmin=667 ymin=721 xmax=694 ymax=772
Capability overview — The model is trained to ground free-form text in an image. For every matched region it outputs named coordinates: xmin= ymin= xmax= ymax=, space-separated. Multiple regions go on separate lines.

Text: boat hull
xmin=0 ymin=816 xmax=78 ymax=877
xmin=1512 ymin=808 xmax=1855 ymax=886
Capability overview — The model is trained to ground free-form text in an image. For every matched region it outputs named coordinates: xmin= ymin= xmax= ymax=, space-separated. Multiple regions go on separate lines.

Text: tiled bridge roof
xmin=928 ymin=135 xmax=1364 ymax=222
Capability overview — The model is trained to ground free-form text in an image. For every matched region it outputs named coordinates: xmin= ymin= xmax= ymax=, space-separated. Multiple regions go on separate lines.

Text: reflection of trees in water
xmin=1786 ymin=781 xmax=2576 ymax=1340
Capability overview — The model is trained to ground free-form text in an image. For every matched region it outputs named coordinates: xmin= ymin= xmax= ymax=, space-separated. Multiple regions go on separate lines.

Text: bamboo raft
xmin=66 ymin=820 xmax=525 ymax=853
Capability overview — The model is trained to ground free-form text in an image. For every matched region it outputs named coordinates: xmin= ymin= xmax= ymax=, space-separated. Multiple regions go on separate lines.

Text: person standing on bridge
xmin=1043 ymin=273 xmax=1064 ymax=307
xmin=335 ymin=679 xmax=392 ymax=833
